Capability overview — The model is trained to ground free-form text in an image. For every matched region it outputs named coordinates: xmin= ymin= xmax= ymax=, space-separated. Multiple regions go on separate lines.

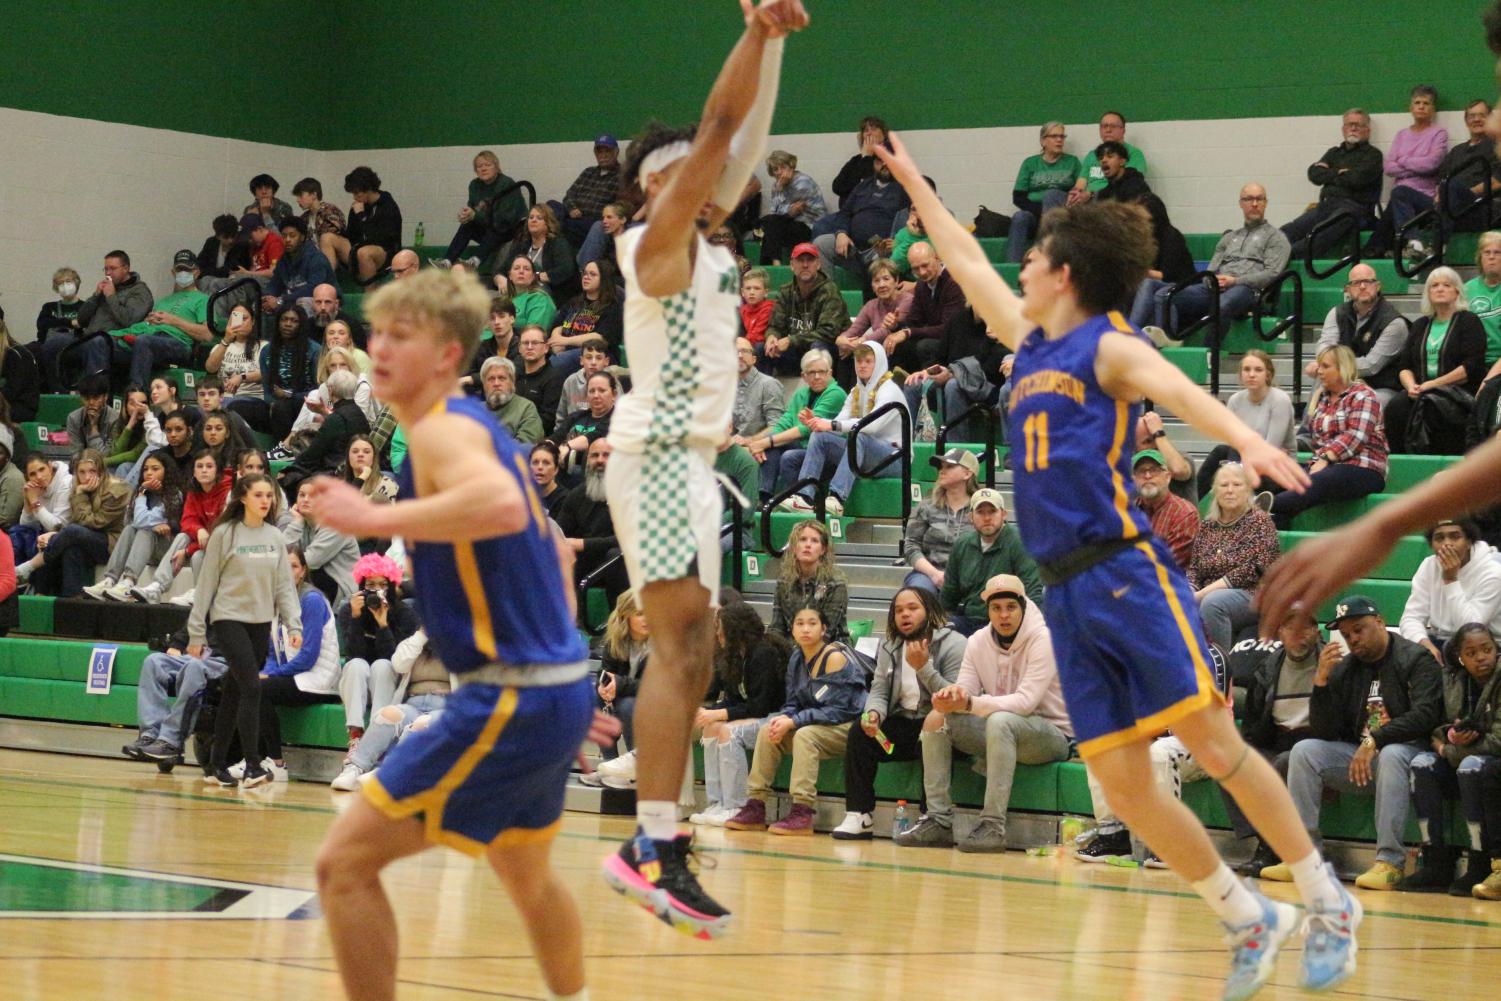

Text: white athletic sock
xmin=637 ymin=800 xmax=678 ymax=842
xmin=548 ymin=989 xmax=588 ymax=1001
xmin=1192 ymin=862 xmax=1264 ymax=926
xmin=1288 ymin=851 xmax=1344 ymax=911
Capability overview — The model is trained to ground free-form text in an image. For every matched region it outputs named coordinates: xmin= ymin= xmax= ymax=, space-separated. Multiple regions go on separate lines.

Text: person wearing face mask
xmin=43 ymin=251 xmax=153 ymax=391
xmin=35 ymin=267 xmax=85 ymax=343
xmin=89 ymin=250 xmax=211 ymax=389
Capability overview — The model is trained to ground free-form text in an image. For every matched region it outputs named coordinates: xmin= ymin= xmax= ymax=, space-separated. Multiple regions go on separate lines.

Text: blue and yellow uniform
xmin=362 ymin=396 xmax=593 ymax=856
xmin=1009 ymin=312 xmax=1218 ymax=759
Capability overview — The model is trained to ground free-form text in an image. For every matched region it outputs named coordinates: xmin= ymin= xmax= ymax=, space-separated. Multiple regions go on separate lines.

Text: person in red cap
xmin=761 ymin=241 xmax=850 ymax=377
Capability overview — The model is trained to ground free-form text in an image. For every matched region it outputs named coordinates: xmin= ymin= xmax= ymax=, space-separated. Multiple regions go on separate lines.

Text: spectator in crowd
xmin=1269 ymin=345 xmax=1388 ymax=529
xmin=1400 ymin=520 xmax=1501 ymax=661
xmin=713 ymin=430 xmax=758 ymax=553
xmin=280 ymin=346 xmax=375 ymax=452
xmin=731 ymin=336 xmax=785 ymax=438
xmin=1068 ymin=111 xmax=1146 ymax=205
xmin=515 ymin=325 xmax=563 ymax=436
xmin=760 ymin=243 xmax=849 ymax=376
xmin=150 ymin=412 xmax=197 ymax=482
xmin=745 ymin=348 xmax=846 ymax=501
xmin=550 ymin=371 xmax=617 ymax=479
xmin=840 ymin=258 xmax=913 ymax=352
xmin=758 ymin=150 xmax=827 ymax=264
xmin=35 ymin=266 xmax=85 ymax=347
xmin=1466 ymin=233 xmax=1501 ymax=367
xmin=92 ymin=251 xmax=211 ymax=387
xmin=13 ymin=454 xmax=73 ymax=565
xmin=551 ymin=437 xmax=620 ymax=594
xmin=1365 ymin=85 xmax=1449 ymax=259
xmin=898 ymin=573 xmax=1073 ymax=851
xmin=291 ymin=177 xmax=348 ymax=273
xmin=79 ymin=452 xmax=181 ymax=602
xmin=66 ymin=375 xmax=118 ymax=452
xmin=196 ymin=379 xmax=257 ymax=454
xmin=1437 ymin=101 xmax=1501 ymax=238
xmin=16 ymin=450 xmax=128 ymax=597
xmin=261 ymin=305 xmax=322 ymax=440
xmin=195 ymin=214 xmax=250 ymax=282
xmin=890 ymin=207 xmax=932 ymax=277
xmin=282 ymin=369 xmax=370 ymax=481
xmin=1189 ymin=463 xmax=1282 ymax=652
xmin=692 ymin=596 xmax=791 ymax=826
xmin=769 ymin=519 xmax=850 ymax=645
xmin=244 ymin=173 xmax=294 ymax=229
xmin=234 ymin=214 xmax=284 ymax=284
xmin=529 ymin=441 xmax=569 ymax=515
xmin=206 ymin=305 xmax=266 ymax=429
xmin=262 ymin=217 xmax=335 ymax=313
xmin=123 ymin=624 xmax=227 ymax=765
xmin=830 ymin=115 xmax=889 ymax=208
xmin=330 ymin=166 xmax=402 ymax=283
xmin=738 ymin=268 xmax=775 ymax=348
xmin=1403 ymin=622 xmax=1501 ymax=894
xmin=941 ymin=489 xmax=1043 ymax=635
xmin=551 ymin=333 xmax=609 ymax=431
xmin=835 ymin=587 xmax=964 ymax=840
xmin=502 ymin=205 xmax=578 ymax=295
xmin=464 ymin=297 xmax=518 ymax=388
xmin=1008 ymin=122 xmax=1081 ymax=263
xmin=309 ymin=283 xmax=365 ymax=349
xmin=591 ymin=590 xmax=653 ymax=786
xmin=503 ymin=255 xmax=558 ymax=332
xmin=813 ymin=156 xmax=910 ymax=281
xmin=331 ymin=628 xmax=448 ymax=791
xmin=388 ymin=249 xmax=421 ymax=280
xmin=128 ymin=449 xmax=229 ymax=605
xmin=1134 ymin=413 xmax=1197 ymax=504
xmin=42 ymin=251 xmax=153 ymax=390
xmin=1386 ymin=266 xmax=1487 ymax=455
xmin=339 ymin=435 xmax=398 ymax=513
xmin=1198 ymin=350 xmax=1297 ymax=496
xmin=551 ymin=135 xmax=622 ymax=248
xmin=1224 ymin=612 xmax=1325 ymax=876
xmin=480 ymin=357 xmax=542 ymax=444
xmin=255 ymin=544 xmax=342 ymax=775
xmin=199 ymin=412 xmax=246 ymax=476
xmin=548 ymin=260 xmax=623 ymax=373
xmin=319 ymin=318 xmax=370 ymax=376
xmin=1282 ymin=109 xmax=1385 ymax=257
xmin=440 ymin=150 xmax=527 ymax=269
xmin=0 ymin=429 xmax=21 ymax=529
xmin=725 ymin=604 xmax=866 ymax=836
xmin=1132 ymin=449 xmax=1199 ymax=569
xmin=885 ymin=242 xmax=967 ymax=375
xmin=901 ymin=301 xmax=1010 ymax=445
xmin=1310 ymin=263 xmax=1409 ymax=406
xmin=334 ymin=552 xmax=420 ymax=753
xmin=576 ymin=200 xmax=631 ymax=274
xmin=902 ymin=448 xmax=979 ymax=594
xmin=284 ymin=477 xmax=359 ymax=605
xmin=103 ymin=388 xmax=157 ymax=485
xmin=781 ymin=342 xmax=907 ymax=516
xmin=1263 ymin=596 xmax=1444 ymax=891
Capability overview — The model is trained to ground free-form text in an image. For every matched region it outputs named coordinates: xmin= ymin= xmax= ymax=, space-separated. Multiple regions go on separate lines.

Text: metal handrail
xmin=1303 ymin=210 xmax=1363 ymax=279
xmin=1252 ymin=269 xmax=1305 ymax=407
xmin=843 ymin=400 xmax=912 ymax=558
xmin=759 ymin=475 xmax=829 ymax=557
xmin=1165 ymin=271 xmax=1223 ymax=396
xmin=1439 ymin=151 xmax=1496 ymax=228
xmin=934 ymin=404 xmax=999 ymax=489
xmin=1394 ymin=207 xmax=1441 ymax=279
xmin=206 ymin=276 xmax=264 ymax=338
xmin=576 ymin=553 xmax=625 ymax=633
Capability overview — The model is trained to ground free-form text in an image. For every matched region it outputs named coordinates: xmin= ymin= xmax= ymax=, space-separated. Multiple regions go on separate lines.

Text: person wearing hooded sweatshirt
xmin=1400 ymin=519 xmax=1501 ymax=663
xmin=781 ymin=341 xmax=908 ymax=517
xmin=896 ymin=574 xmax=1073 ymax=853
xmin=832 ymin=586 xmax=964 ymax=841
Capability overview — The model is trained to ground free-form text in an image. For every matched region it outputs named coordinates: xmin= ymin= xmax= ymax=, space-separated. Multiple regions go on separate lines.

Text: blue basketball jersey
xmin=1008 ymin=311 xmax=1152 ymax=565
xmin=397 ymin=396 xmax=588 ymax=673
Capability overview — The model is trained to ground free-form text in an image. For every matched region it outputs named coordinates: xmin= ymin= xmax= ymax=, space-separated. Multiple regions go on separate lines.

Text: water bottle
xmin=893 ymin=800 xmax=911 ymax=836
xmin=414 ymin=221 xmax=425 ymax=247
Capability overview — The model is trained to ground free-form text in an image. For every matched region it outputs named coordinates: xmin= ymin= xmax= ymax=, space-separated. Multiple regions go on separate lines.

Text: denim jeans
xmin=903 ymin=569 xmax=939 ymax=594
xmin=351 ymin=693 xmax=449 ymax=772
xmin=339 ymin=657 xmax=400 ymax=729
xmin=812 ymin=232 xmax=876 ymax=282
xmin=1130 ymin=277 xmax=1171 ymax=329
xmin=1269 ymin=463 xmax=1385 ymax=530
xmin=1286 ymin=737 xmax=1423 ymax=865
xmin=701 ymin=718 xmax=763 ymax=812
xmin=1155 ymin=281 xmax=1257 ymax=345
xmin=136 ymin=650 xmax=229 ymax=748
xmin=1006 ymin=189 xmax=1069 ymax=263
xmin=795 ymin=431 xmax=899 ymax=503
xmin=760 ymin=445 xmax=806 ymax=500
xmin=575 ymin=220 xmax=610 ymax=271
xmin=1387 ymin=184 xmax=1435 ymax=240
xmin=550 ymin=348 xmax=583 ymax=380
xmin=1197 ymin=587 xmax=1257 ymax=652
xmin=921 ymin=711 xmax=1072 ymax=826
xmin=1410 ymin=751 xmax=1494 ymax=850
xmin=124 ymin=334 xmax=193 ymax=388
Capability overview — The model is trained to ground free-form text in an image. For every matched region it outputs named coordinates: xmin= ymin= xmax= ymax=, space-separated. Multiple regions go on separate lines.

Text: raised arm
xmin=874 ymin=134 xmax=1029 ymax=350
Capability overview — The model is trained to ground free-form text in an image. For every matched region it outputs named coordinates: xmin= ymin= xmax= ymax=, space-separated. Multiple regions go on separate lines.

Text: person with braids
xmin=259 ymin=304 xmax=321 ymax=440
xmin=593 ymin=0 xmax=808 ymax=940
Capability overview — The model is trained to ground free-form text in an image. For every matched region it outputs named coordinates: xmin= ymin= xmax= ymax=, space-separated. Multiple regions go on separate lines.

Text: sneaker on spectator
xmin=344 ymin=733 xmax=362 ymax=763
xmin=463 ymin=256 xmax=481 ymax=271
xmin=1221 ymin=891 xmax=1300 ymax=1001
xmin=81 ymin=577 xmax=116 ymax=600
xmin=779 ymin=495 xmax=813 ymax=513
xmin=1254 ymin=490 xmax=1274 ymax=513
xmin=688 ymin=804 xmax=725 ymax=826
xmin=434 ymin=258 xmax=453 ymax=270
xmin=822 ymin=495 xmax=844 ymax=517
xmin=830 ymin=811 xmax=873 ymax=840
xmin=1473 ymin=858 xmax=1501 ymax=899
xmin=768 ymin=803 xmax=816 ymax=836
xmin=1075 ymin=828 xmax=1131 ymax=863
xmin=893 ymin=816 xmax=954 ymax=848
xmin=598 ymin=750 xmax=637 ymax=789
xmin=104 ymin=578 xmax=137 ymax=601
xmin=957 ymin=817 xmax=1008 ymax=854
xmin=121 ymin=733 xmax=153 ymax=760
xmin=205 ymin=766 xmax=237 ymax=787
xmin=1143 ymin=851 xmax=1169 ymax=869
xmin=168 ymin=588 xmax=196 ymax=607
xmin=330 ymin=762 xmax=364 ymax=792
xmin=130 ymin=581 xmax=165 ymax=604
xmin=723 ymin=798 xmax=768 ymax=831
xmin=267 ymin=445 xmax=295 ymax=461
xmin=1299 ymin=869 xmax=1363 ymax=992
xmin=1353 ymin=860 xmax=1402 ymax=891
xmin=577 ymin=770 xmax=605 ymax=787
xmin=138 ymin=739 xmax=182 ymax=762
xmin=241 ymin=762 xmax=273 ymax=789
xmin=229 ymin=757 xmax=285 ymax=782
xmin=1141 ymin=324 xmax=1171 ymax=348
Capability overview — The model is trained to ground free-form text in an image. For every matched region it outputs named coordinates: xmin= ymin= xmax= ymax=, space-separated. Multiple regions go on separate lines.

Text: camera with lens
xmin=362 ymin=587 xmax=386 ymax=611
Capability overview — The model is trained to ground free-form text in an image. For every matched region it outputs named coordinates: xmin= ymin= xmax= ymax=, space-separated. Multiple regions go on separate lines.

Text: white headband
xmin=639 ymin=141 xmax=694 ymax=183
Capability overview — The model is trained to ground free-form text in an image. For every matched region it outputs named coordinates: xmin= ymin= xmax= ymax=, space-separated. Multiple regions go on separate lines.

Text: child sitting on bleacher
xmin=16 ymin=449 xmax=129 ymax=598
xmin=128 ymin=449 xmax=230 ymax=605
xmin=12 ymin=454 xmax=72 ymax=565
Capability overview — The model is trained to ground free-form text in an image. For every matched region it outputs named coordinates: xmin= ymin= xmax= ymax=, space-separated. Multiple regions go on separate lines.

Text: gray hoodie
xmin=865 ymin=625 xmax=965 ymax=722
xmin=188 ymin=520 xmax=302 ymax=647
xmin=78 ymin=273 xmax=154 ymax=334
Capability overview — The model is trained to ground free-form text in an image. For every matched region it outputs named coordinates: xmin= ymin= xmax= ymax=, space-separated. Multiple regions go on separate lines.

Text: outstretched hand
xmin=872 ymin=131 xmax=924 ymax=188
xmin=1236 ymin=437 xmax=1310 ymax=495
xmin=741 ymin=0 xmax=809 ymax=36
xmin=1256 ymin=517 xmax=1399 ymax=638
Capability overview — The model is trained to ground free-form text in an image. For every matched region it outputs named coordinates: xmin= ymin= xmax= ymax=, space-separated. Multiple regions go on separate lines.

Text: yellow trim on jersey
xmin=454 ymin=541 xmax=499 ymax=661
xmin=1105 ymin=400 xmax=1136 ymax=537
xmin=1106 ymin=310 xmax=1133 ymax=334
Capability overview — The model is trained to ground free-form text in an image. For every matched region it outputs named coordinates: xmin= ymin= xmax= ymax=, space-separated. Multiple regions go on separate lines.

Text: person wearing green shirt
xmin=442 ymin=150 xmax=527 ymax=268
xmin=940 ymin=490 xmax=1043 ymax=635
xmin=745 ymin=347 xmax=847 ymax=501
xmin=101 ymin=250 xmax=211 ymax=388
xmin=890 ymin=208 xmax=932 ymax=276
xmin=1069 ymin=111 xmax=1147 ymax=201
xmin=714 ymin=439 xmax=760 ymax=551
xmin=1464 ymin=232 xmax=1501 ymax=365
xmin=1007 ymin=121 xmax=1082 ymax=262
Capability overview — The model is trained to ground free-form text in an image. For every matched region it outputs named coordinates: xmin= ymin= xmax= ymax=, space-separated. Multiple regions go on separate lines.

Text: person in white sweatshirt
xmin=1400 ymin=519 xmax=1501 ymax=662
xmin=894 ymin=573 xmax=1074 ymax=852
xmin=781 ymin=340 xmax=908 ymax=516
xmin=17 ymin=456 xmax=73 ymax=553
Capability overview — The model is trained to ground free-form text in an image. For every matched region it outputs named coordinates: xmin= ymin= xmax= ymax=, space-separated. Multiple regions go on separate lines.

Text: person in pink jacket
xmin=893 ymin=573 xmax=1074 ymax=853
xmin=1368 ymin=84 xmax=1450 ymax=257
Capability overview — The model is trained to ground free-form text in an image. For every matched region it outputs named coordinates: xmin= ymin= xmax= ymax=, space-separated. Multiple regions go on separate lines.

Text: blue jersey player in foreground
xmin=875 ymin=133 xmax=1362 ymax=1001
xmin=309 ymin=269 xmax=618 ymax=1001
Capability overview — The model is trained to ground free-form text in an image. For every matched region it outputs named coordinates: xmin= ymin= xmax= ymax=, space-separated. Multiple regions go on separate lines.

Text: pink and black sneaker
xmin=603 ymin=830 xmax=732 ymax=940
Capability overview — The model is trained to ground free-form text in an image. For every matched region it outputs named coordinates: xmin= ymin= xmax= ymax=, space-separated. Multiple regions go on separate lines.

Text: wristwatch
xmin=1361 ymin=735 xmax=1376 ymax=749
xmin=1149 ymin=429 xmax=1166 ymax=440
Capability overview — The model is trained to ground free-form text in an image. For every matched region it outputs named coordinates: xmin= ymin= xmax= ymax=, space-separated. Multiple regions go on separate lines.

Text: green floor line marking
xmin=5 ymin=771 xmax=1499 ymax=931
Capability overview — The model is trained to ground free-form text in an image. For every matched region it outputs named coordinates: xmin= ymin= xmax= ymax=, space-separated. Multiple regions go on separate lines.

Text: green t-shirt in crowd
xmin=109 ymin=288 xmax=208 ymax=348
xmin=891 ymin=227 xmax=932 ymax=276
xmin=1078 ymin=142 xmax=1147 ymax=193
xmin=1426 ymin=317 xmax=1451 ymax=380
xmin=1464 ymin=276 xmax=1501 ymax=365
xmin=1015 ymin=153 xmax=1082 ymax=202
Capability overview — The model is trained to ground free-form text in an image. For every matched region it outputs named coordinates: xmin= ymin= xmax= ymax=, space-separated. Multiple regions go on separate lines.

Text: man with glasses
xmin=1437 ymin=99 xmax=1501 ymax=237
xmin=1281 ymin=109 xmax=1385 ymax=258
xmin=1067 ymin=111 xmax=1146 ymax=206
xmin=514 ymin=324 xmax=563 ymax=435
xmin=730 ymin=336 xmax=785 ymax=438
xmin=1132 ymin=449 xmax=1199 ymax=570
xmin=1006 ymin=122 xmax=1081 ymax=263
xmin=1309 ymin=262 xmax=1408 ymax=405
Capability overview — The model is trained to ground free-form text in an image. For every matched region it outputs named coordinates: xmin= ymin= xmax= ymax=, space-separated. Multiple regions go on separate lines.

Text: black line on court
xmin=254 ymin=957 xmax=545 ymax=1000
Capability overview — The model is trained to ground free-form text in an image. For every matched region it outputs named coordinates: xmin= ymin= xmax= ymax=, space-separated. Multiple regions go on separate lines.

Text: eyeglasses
xmin=1043 ymin=133 xmax=1066 ymax=140
xmin=1345 ymin=278 xmax=1379 ymax=288
xmin=803 ymin=368 xmax=831 ymax=376
xmin=1239 ymin=195 xmax=1267 ymax=203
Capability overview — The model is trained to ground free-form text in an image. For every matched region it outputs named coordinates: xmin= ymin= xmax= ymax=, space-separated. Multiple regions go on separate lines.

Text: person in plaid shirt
xmin=548 ymin=135 xmax=623 ymax=247
xmin=1269 ymin=344 xmax=1388 ymax=529
xmin=1131 ymin=449 xmax=1199 ymax=569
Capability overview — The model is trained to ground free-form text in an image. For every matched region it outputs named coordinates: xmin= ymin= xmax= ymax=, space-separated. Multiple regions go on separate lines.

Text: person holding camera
xmin=335 ymin=552 xmax=419 ymax=754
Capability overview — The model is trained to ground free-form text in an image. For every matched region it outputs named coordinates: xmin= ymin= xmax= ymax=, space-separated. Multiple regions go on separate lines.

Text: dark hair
xmin=286 ymin=540 xmax=307 ymax=571
xmin=233 ymin=446 xmax=270 ymax=477
xmin=77 ymin=373 xmax=109 ymax=400
xmin=579 ymin=258 xmax=621 ymax=309
xmin=107 ymin=384 xmax=147 ymax=446
xmin=621 ymin=120 xmax=698 ymax=194
xmin=490 ymin=295 xmax=516 ymax=317
xmin=214 ymin=472 xmax=279 ymax=530
xmin=858 ymin=115 xmax=889 ymax=139
xmin=291 ymin=177 xmax=323 ymax=199
xmin=279 ymin=216 xmax=307 ymax=236
xmin=196 ymin=374 xmax=223 ymax=394
xmin=105 ymin=249 xmax=130 ymax=268
xmin=136 ymin=450 xmax=184 ymax=521
xmin=715 ymin=597 xmax=791 ymax=691
xmin=340 ymin=434 xmax=379 ymax=487
xmin=1410 ymin=84 xmax=1439 ymax=103
xmin=1101 ymin=110 xmax=1127 ymax=127
xmin=1427 ymin=519 xmax=1481 ymax=544
xmin=161 ymin=410 xmax=191 ymax=431
xmin=269 ymin=305 xmax=314 ymax=394
xmin=343 ymin=166 xmax=381 ymax=194
xmin=586 ymin=370 xmax=620 ymax=395
xmin=884 ymin=586 xmax=949 ymax=643
xmin=1445 ymin=622 xmax=1496 ymax=670
xmin=1037 ymin=201 xmax=1156 ymax=315
xmin=249 ymin=173 xmax=279 ymax=194
xmin=212 ymin=213 xmax=239 ymax=239
xmin=1094 ymin=140 xmax=1129 ymax=161
xmin=580 ymin=335 xmax=610 ymax=357
xmin=1468 ymin=98 xmax=1494 ymax=114
xmin=530 ymin=440 xmax=562 ymax=464
xmin=186 ymin=448 xmax=223 ymax=493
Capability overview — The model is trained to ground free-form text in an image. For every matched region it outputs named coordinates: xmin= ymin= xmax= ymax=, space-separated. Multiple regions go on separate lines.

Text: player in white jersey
xmin=600 ymin=0 xmax=809 ymax=940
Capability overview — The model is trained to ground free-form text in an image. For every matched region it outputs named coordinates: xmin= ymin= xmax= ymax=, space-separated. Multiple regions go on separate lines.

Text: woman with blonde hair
xmin=499 ymin=203 xmax=577 ymax=294
xmin=1386 ymin=265 xmax=1487 ymax=454
xmin=770 ymin=519 xmax=849 ymax=643
xmin=1197 ymin=348 xmax=1296 ymax=496
xmin=592 ymin=590 xmax=652 ymax=784
xmin=757 ymin=149 xmax=827 ymax=264
xmin=1190 ymin=462 xmax=1281 ymax=651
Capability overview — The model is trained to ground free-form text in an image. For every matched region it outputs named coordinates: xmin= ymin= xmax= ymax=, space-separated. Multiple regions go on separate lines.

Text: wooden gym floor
xmin=0 ymin=748 xmax=1494 ymax=1000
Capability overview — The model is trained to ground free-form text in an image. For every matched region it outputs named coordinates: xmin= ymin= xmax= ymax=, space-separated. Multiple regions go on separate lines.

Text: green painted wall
xmin=2 ymin=1 xmax=1496 ymax=149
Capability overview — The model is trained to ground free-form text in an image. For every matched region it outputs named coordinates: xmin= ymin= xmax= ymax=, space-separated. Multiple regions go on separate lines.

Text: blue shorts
xmin=1045 ymin=538 xmax=1220 ymax=760
xmin=362 ymin=677 xmax=594 ymax=856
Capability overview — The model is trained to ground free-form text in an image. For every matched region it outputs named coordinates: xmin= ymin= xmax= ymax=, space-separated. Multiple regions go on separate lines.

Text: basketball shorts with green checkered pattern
xmin=603 ymin=444 xmax=723 ymax=598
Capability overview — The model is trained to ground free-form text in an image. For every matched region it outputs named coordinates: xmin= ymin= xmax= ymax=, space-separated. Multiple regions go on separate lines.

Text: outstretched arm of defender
xmin=873 ymin=133 xmax=1029 ymax=350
